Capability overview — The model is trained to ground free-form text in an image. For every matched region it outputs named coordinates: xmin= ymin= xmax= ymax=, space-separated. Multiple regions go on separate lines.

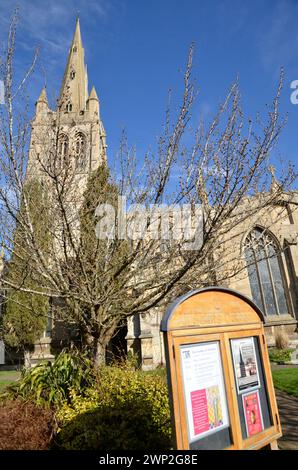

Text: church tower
xmin=27 ymin=18 xmax=107 ymax=182
xmin=23 ymin=20 xmax=108 ymax=366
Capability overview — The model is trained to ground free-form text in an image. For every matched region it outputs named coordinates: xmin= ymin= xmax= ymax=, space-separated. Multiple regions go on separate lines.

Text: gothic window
xmin=43 ymin=315 xmax=52 ymax=338
xmin=43 ymin=299 xmax=53 ymax=339
xmin=58 ymin=134 xmax=69 ymax=164
xmin=75 ymin=132 xmax=86 ymax=170
xmin=70 ymin=71 xmax=76 ymax=80
xmin=66 ymin=102 xmax=72 ymax=113
xmin=73 ymin=46 xmax=77 ymax=53
xmin=244 ymin=228 xmax=289 ymax=316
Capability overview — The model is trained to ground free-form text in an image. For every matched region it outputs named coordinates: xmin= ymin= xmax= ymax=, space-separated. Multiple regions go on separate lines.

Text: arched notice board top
xmin=160 ymin=287 xmax=265 ymax=332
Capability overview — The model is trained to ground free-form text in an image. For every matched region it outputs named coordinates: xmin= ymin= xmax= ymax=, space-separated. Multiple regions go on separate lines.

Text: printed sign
xmin=180 ymin=342 xmax=229 ymax=442
xmin=242 ymin=390 xmax=264 ymax=437
xmin=231 ymin=337 xmax=260 ymax=394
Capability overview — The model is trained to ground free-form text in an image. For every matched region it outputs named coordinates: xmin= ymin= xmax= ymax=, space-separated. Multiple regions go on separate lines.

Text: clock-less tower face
xmin=27 ymin=18 xmax=107 ymax=186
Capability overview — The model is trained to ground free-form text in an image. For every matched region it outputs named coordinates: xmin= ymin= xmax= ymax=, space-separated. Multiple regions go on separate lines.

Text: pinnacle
xmin=37 ymin=87 xmax=48 ymax=104
xmin=89 ymin=86 xmax=99 ymax=101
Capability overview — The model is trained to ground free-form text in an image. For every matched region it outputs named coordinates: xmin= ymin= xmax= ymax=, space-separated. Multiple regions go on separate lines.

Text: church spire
xmin=59 ymin=17 xmax=88 ymax=114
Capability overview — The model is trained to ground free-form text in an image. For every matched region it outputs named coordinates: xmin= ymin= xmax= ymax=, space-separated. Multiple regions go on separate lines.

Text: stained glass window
xmin=244 ymin=228 xmax=289 ymax=316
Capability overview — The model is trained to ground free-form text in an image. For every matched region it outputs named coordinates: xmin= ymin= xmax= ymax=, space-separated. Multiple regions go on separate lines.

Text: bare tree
xmin=0 ymin=12 xmax=296 ymax=366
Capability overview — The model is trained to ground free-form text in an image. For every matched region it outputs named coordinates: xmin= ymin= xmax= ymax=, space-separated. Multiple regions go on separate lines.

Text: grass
xmin=272 ymin=367 xmax=298 ymax=398
xmin=0 ymin=371 xmax=21 ymax=393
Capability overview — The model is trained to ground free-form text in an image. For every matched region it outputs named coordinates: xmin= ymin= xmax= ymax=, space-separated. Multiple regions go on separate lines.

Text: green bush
xmin=54 ymin=364 xmax=172 ymax=450
xmin=2 ymin=349 xmax=94 ymax=407
xmin=268 ymin=347 xmax=294 ymax=364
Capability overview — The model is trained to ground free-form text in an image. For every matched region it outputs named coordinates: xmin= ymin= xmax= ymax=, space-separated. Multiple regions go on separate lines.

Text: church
xmin=1 ymin=19 xmax=298 ymax=368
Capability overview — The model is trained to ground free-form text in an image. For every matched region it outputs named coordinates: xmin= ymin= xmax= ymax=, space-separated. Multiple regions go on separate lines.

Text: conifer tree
xmin=68 ymin=163 xmax=130 ymax=365
xmin=2 ymin=179 xmax=51 ymax=353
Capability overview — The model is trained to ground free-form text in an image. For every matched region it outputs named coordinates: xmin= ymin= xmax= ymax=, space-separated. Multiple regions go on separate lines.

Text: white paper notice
xmin=180 ymin=342 xmax=229 ymax=442
xmin=231 ymin=337 xmax=260 ymax=394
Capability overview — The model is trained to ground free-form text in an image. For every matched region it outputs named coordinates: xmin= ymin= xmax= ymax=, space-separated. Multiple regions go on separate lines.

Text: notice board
xmin=161 ymin=287 xmax=282 ymax=450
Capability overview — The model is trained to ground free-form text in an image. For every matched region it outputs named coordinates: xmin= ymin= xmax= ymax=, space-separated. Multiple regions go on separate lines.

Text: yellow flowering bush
xmin=54 ymin=365 xmax=172 ymax=450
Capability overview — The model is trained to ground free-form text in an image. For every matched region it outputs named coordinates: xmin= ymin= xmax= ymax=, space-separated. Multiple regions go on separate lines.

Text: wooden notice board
xmin=160 ymin=287 xmax=282 ymax=450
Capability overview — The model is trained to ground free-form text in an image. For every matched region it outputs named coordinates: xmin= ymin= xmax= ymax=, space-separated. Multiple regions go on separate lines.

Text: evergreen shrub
xmin=54 ymin=364 xmax=172 ymax=450
xmin=268 ymin=347 xmax=294 ymax=364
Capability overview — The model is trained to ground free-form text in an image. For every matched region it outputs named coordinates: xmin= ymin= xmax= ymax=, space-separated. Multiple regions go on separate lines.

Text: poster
xmin=180 ymin=342 xmax=229 ymax=442
xmin=242 ymin=390 xmax=264 ymax=437
xmin=231 ymin=337 xmax=260 ymax=394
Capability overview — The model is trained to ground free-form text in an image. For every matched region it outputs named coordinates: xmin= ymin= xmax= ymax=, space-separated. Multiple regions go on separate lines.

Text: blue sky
xmin=0 ymin=0 xmax=297 ymax=179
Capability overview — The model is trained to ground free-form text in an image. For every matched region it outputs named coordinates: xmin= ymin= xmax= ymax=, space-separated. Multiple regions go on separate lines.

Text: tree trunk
xmin=24 ymin=349 xmax=32 ymax=369
xmin=93 ymin=336 xmax=109 ymax=369
xmin=93 ymin=339 xmax=106 ymax=369
xmin=92 ymin=322 xmax=119 ymax=368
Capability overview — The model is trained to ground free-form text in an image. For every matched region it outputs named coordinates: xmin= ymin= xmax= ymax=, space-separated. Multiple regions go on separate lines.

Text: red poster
xmin=191 ymin=389 xmax=209 ymax=435
xmin=243 ymin=391 xmax=263 ymax=437
xmin=191 ymin=387 xmax=225 ymax=436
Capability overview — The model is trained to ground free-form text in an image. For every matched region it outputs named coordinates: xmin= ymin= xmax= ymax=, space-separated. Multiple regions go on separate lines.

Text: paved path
xmin=271 ymin=364 xmax=298 ymax=371
xmin=276 ymin=390 xmax=298 ymax=450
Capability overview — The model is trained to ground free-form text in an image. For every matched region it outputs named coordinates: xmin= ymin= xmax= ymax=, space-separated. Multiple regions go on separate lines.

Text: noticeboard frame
xmin=161 ymin=287 xmax=282 ymax=450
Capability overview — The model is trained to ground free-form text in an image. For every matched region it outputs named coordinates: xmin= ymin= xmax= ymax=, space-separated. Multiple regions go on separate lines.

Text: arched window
xmin=66 ymin=102 xmax=72 ymax=113
xmin=58 ymin=134 xmax=69 ymax=164
xmin=70 ymin=70 xmax=76 ymax=80
xmin=75 ymin=132 xmax=86 ymax=170
xmin=244 ymin=228 xmax=289 ymax=316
